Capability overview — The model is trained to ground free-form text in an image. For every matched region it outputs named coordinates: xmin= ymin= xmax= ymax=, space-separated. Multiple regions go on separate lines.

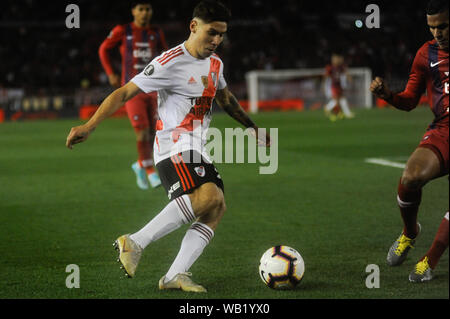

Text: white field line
xmin=364 ymin=158 xmax=406 ymax=169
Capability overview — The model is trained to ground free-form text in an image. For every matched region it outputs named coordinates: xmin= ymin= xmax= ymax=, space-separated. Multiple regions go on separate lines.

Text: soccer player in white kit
xmin=66 ymin=0 xmax=270 ymax=292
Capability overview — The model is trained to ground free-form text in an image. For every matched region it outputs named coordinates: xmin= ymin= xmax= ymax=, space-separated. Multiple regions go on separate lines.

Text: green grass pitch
xmin=0 ymin=107 xmax=448 ymax=300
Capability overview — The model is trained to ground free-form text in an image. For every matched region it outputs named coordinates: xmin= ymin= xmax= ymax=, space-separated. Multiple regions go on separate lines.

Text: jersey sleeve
xmin=130 ymin=60 xmax=172 ymax=93
xmin=218 ymin=60 xmax=227 ymax=90
xmin=389 ymin=45 xmax=427 ymax=111
xmin=98 ymin=25 xmax=124 ymax=76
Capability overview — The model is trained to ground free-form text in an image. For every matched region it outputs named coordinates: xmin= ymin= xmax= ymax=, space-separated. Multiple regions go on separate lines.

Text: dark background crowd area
xmin=0 ymin=0 xmax=434 ymax=94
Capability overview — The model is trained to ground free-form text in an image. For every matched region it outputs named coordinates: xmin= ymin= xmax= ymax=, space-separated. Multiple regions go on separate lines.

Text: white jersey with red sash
xmin=131 ymin=42 xmax=227 ymax=164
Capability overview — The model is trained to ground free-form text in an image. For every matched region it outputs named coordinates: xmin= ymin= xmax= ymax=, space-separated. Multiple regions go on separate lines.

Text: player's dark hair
xmin=193 ymin=1 xmax=231 ymax=23
xmin=426 ymin=0 xmax=448 ymax=15
xmin=131 ymin=1 xmax=152 ymax=9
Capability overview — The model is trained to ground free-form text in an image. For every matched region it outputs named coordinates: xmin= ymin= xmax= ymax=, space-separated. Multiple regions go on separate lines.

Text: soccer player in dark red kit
xmin=370 ymin=0 xmax=448 ymax=282
xmin=323 ymin=53 xmax=354 ymax=121
xmin=99 ymin=1 xmax=168 ymax=189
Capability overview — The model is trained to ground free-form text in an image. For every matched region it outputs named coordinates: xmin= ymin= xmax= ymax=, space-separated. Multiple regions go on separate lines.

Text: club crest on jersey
xmin=194 ymin=166 xmax=205 ymax=177
xmin=201 ymin=76 xmax=209 ymax=89
xmin=143 ymin=64 xmax=154 ymax=76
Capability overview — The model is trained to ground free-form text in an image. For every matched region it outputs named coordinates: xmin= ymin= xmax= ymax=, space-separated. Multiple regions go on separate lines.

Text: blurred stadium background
xmin=0 ymin=0 xmax=433 ymax=120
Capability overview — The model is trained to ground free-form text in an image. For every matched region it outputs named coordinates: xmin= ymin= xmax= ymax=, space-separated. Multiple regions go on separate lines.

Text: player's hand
xmin=108 ymin=74 xmax=120 ymax=88
xmin=370 ymin=77 xmax=392 ymax=100
xmin=250 ymin=126 xmax=271 ymax=147
xmin=66 ymin=125 xmax=95 ymax=149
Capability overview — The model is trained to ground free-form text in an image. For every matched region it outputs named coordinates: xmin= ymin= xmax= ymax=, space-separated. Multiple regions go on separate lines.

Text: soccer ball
xmin=259 ymin=245 xmax=305 ymax=289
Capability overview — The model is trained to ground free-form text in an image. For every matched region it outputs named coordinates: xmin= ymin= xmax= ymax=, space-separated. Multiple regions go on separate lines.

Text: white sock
xmin=129 ymin=194 xmax=195 ymax=249
xmin=339 ymin=97 xmax=352 ymax=116
xmin=164 ymin=222 xmax=214 ymax=282
xmin=324 ymin=99 xmax=338 ymax=112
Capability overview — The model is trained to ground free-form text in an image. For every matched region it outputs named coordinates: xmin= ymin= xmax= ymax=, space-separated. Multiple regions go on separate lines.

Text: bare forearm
xmin=86 ymin=84 xmax=139 ymax=129
xmin=218 ymin=93 xmax=255 ymax=128
xmin=66 ymin=83 xmax=140 ymax=149
xmin=84 ymin=90 xmax=125 ymax=129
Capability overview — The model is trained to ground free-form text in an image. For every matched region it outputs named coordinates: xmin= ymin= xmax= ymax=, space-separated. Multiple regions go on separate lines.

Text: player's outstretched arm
xmin=370 ymin=76 xmax=422 ymax=111
xmin=66 ymin=82 xmax=142 ymax=149
xmin=215 ymin=87 xmax=271 ymax=147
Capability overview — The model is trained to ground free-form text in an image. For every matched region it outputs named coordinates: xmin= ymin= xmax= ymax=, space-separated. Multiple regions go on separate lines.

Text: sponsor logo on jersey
xmin=135 ymin=42 xmax=150 ymax=47
xmin=194 ymin=166 xmax=205 ymax=177
xmin=188 ymin=76 xmax=197 ymax=85
xmin=187 ymin=105 xmax=212 ymax=117
xmin=133 ymin=48 xmax=152 ymax=59
xmin=168 ymin=181 xmax=180 ymax=199
xmin=430 ymin=60 xmax=444 ymax=68
xmin=187 ymin=97 xmax=214 ymax=117
xmin=188 ymin=96 xmax=214 ymax=106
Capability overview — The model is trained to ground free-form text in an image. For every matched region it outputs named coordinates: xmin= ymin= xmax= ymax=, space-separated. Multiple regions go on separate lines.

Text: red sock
xmin=136 ymin=140 xmax=154 ymax=175
xmin=397 ymin=180 xmax=422 ymax=238
xmin=421 ymin=212 xmax=449 ymax=269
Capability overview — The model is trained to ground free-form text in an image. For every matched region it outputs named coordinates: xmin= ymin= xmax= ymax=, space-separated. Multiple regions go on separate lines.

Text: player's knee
xmin=204 ymin=189 xmax=225 ymax=214
xmin=401 ymin=170 xmax=428 ymax=189
xmin=191 ymin=183 xmax=225 ymax=217
xmin=197 ymin=196 xmax=226 ymax=230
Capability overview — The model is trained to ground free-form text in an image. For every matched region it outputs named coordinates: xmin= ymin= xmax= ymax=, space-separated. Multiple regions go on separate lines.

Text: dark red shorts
xmin=331 ymin=86 xmax=343 ymax=98
xmin=125 ymin=91 xmax=158 ymax=131
xmin=418 ymin=123 xmax=449 ymax=175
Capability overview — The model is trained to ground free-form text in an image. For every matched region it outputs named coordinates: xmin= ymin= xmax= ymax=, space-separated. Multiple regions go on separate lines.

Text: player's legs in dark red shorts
xmin=406 ymin=124 xmax=449 ymax=281
xmin=324 ymin=86 xmax=343 ymax=120
xmin=387 ymin=122 xmax=449 ymax=266
xmin=125 ymin=91 xmax=161 ymax=189
xmin=418 ymin=123 xmax=449 ymax=175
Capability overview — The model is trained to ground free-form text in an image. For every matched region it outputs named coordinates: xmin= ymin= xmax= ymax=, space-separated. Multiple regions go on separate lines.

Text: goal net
xmin=245 ymin=68 xmax=373 ymax=113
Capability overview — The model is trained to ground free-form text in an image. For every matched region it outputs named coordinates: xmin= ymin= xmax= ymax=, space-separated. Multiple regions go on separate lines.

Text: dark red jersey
xmin=389 ymin=40 xmax=449 ymax=125
xmin=99 ymin=22 xmax=168 ymax=85
xmin=325 ymin=64 xmax=347 ymax=89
